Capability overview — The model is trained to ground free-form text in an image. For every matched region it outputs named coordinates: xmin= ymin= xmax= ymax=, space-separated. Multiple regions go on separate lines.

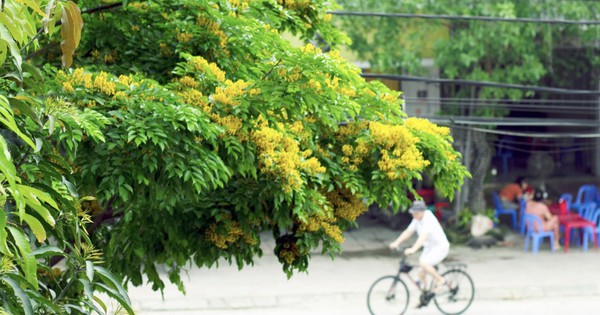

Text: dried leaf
xmin=60 ymin=1 xmax=83 ymax=68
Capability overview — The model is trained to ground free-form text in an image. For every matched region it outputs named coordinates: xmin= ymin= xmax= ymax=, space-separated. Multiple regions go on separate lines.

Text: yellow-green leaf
xmin=21 ymin=0 xmax=45 ymax=16
xmin=0 ymin=12 xmax=23 ymax=44
xmin=22 ymin=213 xmax=46 ymax=243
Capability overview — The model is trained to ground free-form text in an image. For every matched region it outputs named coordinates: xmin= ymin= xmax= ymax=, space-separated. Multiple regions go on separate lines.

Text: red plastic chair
xmin=559 ymin=203 xmax=598 ymax=252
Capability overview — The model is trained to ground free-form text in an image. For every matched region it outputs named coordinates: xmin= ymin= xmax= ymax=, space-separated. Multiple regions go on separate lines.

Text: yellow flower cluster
xmin=252 ymin=123 xmax=325 ymax=193
xmin=179 ymin=89 xmax=211 ymax=112
xmin=188 ymin=56 xmax=226 ymax=82
xmin=277 ymin=0 xmax=311 ymax=11
xmin=211 ymin=113 xmax=246 ymax=140
xmin=325 ymin=75 xmax=340 ymax=90
xmin=380 ymin=92 xmax=399 ymax=104
xmin=404 ymin=117 xmax=450 ymax=137
xmin=276 ymin=67 xmax=302 ymax=82
xmin=300 ymin=43 xmax=319 ymax=54
xmin=103 ymin=50 xmax=118 ymax=64
xmin=127 ymin=2 xmax=148 ymax=11
xmin=58 ymin=68 xmax=119 ymax=97
xmin=335 ymin=121 xmax=368 ymax=140
xmin=278 ymin=241 xmax=299 ymax=264
xmin=177 ymin=32 xmax=193 ymax=43
xmin=93 ymin=72 xmax=117 ymax=95
xmin=339 ymin=86 xmax=356 ymax=97
xmin=368 ymin=122 xmax=430 ymax=178
xmin=196 ymin=16 xmax=228 ymax=48
xmin=62 ymin=82 xmax=75 ymax=93
xmin=301 ymin=157 xmax=326 ymax=175
xmin=369 ymin=121 xmax=417 ymax=149
xmin=227 ymin=0 xmax=250 ymax=10
xmin=212 ymin=80 xmax=250 ymax=108
xmin=306 ymin=79 xmax=322 ymax=94
xmin=205 ymin=221 xmax=256 ymax=249
xmin=326 ymin=189 xmax=368 ymax=221
xmin=179 ymin=76 xmax=199 ymax=88
xmin=298 ymin=215 xmax=344 ymax=243
xmin=377 ymin=148 xmax=429 ymax=179
xmin=159 ymin=43 xmax=173 ymax=57
xmin=118 ymin=75 xmax=133 ymax=86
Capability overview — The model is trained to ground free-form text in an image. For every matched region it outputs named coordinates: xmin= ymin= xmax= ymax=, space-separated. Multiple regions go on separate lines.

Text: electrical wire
xmin=424 ymin=116 xmax=600 ymax=127
xmin=404 ymin=97 xmax=600 ymax=113
xmin=363 ymin=73 xmax=600 ymax=95
xmin=329 ymin=10 xmax=600 ymax=25
xmin=449 ymin=124 xmax=600 ymax=138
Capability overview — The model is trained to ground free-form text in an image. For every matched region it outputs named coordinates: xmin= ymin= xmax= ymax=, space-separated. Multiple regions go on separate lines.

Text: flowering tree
xmin=335 ymin=0 xmax=600 ymax=212
xmin=1 ymin=0 xmax=468 ymax=312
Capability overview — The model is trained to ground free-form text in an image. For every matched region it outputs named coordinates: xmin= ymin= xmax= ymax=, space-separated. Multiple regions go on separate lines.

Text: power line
xmin=329 ymin=11 xmax=600 ymax=25
xmin=404 ymin=97 xmax=600 ymax=112
xmin=424 ymin=116 xmax=600 ymax=127
xmin=450 ymin=125 xmax=600 ymax=138
xmin=364 ymin=73 xmax=600 ymax=95
xmin=404 ymin=97 xmax=600 ymax=104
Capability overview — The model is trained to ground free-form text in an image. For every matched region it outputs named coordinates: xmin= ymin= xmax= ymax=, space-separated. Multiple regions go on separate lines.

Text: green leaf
xmin=86 ymin=260 xmax=94 ymax=281
xmin=16 ymin=184 xmax=57 ymax=226
xmin=95 ymin=282 xmax=135 ymax=315
xmin=31 ymin=245 xmax=64 ymax=259
xmin=1 ymin=275 xmax=34 ymax=315
xmin=94 ymin=266 xmax=131 ymax=305
xmin=0 ymin=95 xmax=35 ymax=148
xmin=0 ymin=210 xmax=8 ymax=255
xmin=6 ymin=226 xmax=38 ymax=290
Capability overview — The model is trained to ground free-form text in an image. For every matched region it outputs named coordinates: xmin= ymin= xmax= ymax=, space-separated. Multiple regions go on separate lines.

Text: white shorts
xmin=419 ymin=244 xmax=450 ymax=266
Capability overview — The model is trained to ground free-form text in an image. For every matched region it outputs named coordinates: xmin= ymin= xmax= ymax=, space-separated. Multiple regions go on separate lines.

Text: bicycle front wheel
xmin=434 ymin=269 xmax=475 ymax=315
xmin=367 ymin=275 xmax=409 ymax=315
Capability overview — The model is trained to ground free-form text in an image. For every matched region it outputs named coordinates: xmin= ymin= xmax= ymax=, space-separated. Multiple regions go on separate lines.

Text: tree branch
xmin=26 ymin=2 xmax=125 ymax=60
xmin=86 ymin=195 xmax=118 ymax=235
xmin=50 ymin=196 xmax=121 ymax=267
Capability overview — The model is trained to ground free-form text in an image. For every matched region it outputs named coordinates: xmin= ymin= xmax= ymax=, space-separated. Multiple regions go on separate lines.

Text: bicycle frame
xmin=395 ymin=255 xmax=467 ymax=307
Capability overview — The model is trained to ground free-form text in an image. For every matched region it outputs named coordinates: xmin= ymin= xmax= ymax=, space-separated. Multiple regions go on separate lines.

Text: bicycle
xmin=367 ymin=248 xmax=475 ymax=315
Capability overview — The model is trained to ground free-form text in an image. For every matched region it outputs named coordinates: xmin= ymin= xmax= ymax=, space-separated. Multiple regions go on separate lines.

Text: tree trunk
xmin=467 ymin=130 xmax=491 ymax=212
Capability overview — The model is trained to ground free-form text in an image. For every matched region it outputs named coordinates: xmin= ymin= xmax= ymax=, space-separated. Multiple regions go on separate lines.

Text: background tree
xmin=2 ymin=0 xmax=468 ymax=312
xmin=335 ymin=0 xmax=600 ymax=212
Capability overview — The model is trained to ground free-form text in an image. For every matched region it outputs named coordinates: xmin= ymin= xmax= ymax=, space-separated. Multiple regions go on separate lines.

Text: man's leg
xmin=420 ymin=262 xmax=444 ymax=284
xmin=419 ymin=246 xmax=450 ymax=288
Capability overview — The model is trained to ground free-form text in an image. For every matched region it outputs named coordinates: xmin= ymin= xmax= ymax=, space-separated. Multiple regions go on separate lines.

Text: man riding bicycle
xmin=388 ymin=200 xmax=450 ymax=293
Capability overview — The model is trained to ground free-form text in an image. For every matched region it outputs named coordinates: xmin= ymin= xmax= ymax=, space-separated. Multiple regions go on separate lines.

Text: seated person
xmin=499 ymin=176 xmax=530 ymax=210
xmin=526 ymin=189 xmax=561 ymax=250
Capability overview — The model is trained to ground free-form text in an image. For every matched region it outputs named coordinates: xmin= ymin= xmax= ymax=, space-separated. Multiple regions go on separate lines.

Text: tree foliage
xmin=335 ymin=0 xmax=600 ymax=211
xmin=336 ymin=0 xmax=600 ymax=98
xmin=1 ymin=0 xmax=468 ymax=312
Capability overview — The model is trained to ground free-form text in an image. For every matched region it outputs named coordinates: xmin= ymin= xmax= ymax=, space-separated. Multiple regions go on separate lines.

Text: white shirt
xmin=407 ymin=211 xmax=450 ymax=249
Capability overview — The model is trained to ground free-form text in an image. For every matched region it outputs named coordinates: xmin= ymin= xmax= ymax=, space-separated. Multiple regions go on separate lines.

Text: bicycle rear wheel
xmin=434 ymin=269 xmax=475 ymax=315
xmin=367 ymin=275 xmax=409 ymax=315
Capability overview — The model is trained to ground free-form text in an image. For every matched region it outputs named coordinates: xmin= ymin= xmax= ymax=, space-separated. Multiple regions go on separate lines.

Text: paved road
xmin=125 ymin=218 xmax=600 ymax=314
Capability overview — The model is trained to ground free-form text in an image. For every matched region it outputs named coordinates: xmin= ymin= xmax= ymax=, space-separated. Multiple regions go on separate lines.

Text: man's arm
xmin=405 ymin=232 xmax=430 ymax=255
xmin=389 ymin=229 xmax=414 ymax=249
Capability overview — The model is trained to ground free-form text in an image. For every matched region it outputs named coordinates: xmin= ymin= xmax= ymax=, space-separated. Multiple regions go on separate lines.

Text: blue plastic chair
xmin=572 ymin=185 xmax=598 ymax=215
xmin=588 ymin=210 xmax=600 ymax=251
xmin=495 ymin=138 xmax=513 ymax=176
xmin=523 ymin=214 xmax=556 ymax=254
xmin=492 ymin=192 xmax=517 ymax=230
xmin=519 ymin=197 xmax=528 ymax=235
